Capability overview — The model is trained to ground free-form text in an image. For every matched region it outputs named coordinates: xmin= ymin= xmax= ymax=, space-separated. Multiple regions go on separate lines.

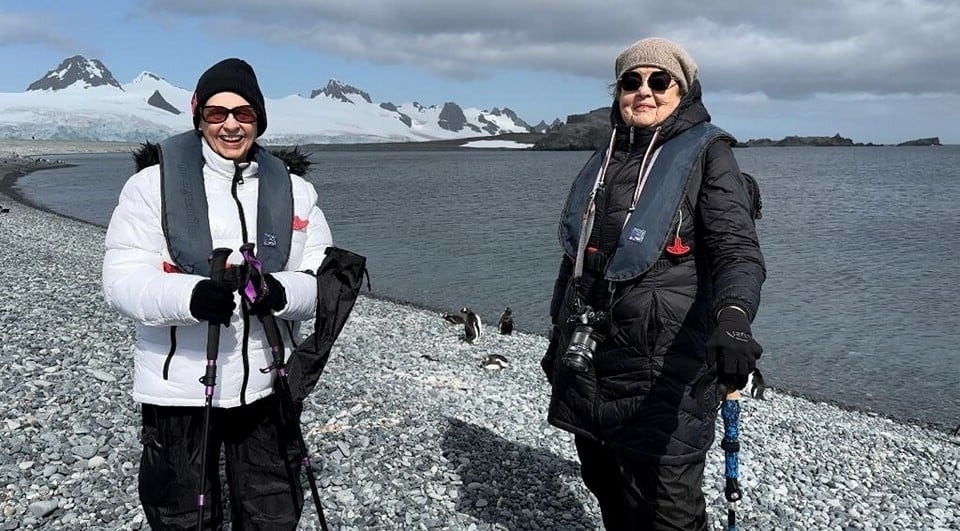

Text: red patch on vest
xmin=292 ymin=215 xmax=309 ymax=231
xmin=162 ymin=261 xmax=182 ymax=273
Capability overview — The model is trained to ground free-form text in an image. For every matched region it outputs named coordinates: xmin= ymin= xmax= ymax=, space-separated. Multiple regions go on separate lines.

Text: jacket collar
xmin=200 ymin=137 xmax=260 ymax=180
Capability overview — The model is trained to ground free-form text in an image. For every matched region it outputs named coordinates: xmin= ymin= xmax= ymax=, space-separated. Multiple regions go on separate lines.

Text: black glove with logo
xmin=706 ymin=306 xmax=763 ymax=389
xmin=247 ymin=274 xmax=286 ymax=316
xmin=189 ymin=279 xmax=236 ymax=327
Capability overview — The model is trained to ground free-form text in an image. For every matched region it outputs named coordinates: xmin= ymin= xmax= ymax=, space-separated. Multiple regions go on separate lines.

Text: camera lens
xmin=561 ymin=326 xmax=597 ymax=373
xmin=561 ymin=344 xmax=593 ymax=372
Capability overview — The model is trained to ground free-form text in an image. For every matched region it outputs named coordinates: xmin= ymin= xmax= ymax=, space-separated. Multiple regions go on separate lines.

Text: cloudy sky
xmin=2 ymin=0 xmax=959 ymax=144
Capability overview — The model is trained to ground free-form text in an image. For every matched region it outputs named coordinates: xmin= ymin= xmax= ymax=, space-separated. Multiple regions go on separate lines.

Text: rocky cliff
xmin=532 ymin=107 xmax=609 ymax=150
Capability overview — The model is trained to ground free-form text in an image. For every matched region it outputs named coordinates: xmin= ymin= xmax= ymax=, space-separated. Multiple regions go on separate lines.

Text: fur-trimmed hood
xmin=132 ymin=136 xmax=312 ymax=176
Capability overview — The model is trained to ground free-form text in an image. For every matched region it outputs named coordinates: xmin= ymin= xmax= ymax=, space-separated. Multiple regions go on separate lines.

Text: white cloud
xmin=140 ymin=0 xmax=960 ymax=98
xmin=0 ymin=12 xmax=75 ymax=49
xmin=3 ymin=1 xmax=959 ymax=142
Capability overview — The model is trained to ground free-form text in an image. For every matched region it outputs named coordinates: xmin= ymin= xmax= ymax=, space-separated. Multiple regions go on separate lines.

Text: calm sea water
xmin=12 ymin=146 xmax=960 ymax=430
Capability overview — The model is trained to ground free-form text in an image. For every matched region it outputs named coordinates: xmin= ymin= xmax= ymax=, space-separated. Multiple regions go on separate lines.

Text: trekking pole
xmin=721 ymin=388 xmax=743 ymax=531
xmin=238 ymin=243 xmax=329 ymax=531
xmin=196 ymin=247 xmax=233 ymax=530
xmin=259 ymin=313 xmax=329 ymax=531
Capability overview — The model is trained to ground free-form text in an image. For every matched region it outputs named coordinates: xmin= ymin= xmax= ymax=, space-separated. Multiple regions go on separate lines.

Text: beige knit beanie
xmin=615 ymin=37 xmax=698 ymax=94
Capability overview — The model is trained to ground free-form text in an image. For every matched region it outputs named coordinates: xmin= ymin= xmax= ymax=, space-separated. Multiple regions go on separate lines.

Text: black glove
xmin=706 ymin=306 xmax=763 ymax=390
xmin=247 ymin=274 xmax=286 ymax=316
xmin=189 ymin=279 xmax=236 ymax=327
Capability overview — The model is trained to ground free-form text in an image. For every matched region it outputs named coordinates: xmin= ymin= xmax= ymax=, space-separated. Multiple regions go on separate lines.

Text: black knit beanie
xmin=191 ymin=58 xmax=267 ymax=137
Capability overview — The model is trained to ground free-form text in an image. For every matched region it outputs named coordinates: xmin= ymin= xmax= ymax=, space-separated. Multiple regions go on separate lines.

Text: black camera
xmin=560 ymin=305 xmax=609 ymax=373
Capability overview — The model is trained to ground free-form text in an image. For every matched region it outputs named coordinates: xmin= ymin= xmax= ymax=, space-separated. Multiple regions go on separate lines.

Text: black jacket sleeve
xmin=549 ymin=256 xmax=573 ymax=325
xmin=697 ymin=140 xmax=766 ymax=321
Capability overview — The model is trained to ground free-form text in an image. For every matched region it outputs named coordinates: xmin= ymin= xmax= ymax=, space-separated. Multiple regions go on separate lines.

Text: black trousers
xmin=138 ymin=394 xmax=304 ymax=530
xmin=575 ymin=436 xmax=707 ymax=531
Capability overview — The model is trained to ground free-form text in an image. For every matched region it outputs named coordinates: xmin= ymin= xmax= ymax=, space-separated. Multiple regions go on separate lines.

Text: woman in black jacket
xmin=542 ymin=37 xmax=765 ymax=530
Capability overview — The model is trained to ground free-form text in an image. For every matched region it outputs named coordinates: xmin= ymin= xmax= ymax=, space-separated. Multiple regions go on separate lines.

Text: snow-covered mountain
xmin=0 ymin=56 xmax=536 ymax=144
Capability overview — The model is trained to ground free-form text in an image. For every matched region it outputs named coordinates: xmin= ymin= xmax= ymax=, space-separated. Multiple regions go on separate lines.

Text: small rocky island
xmin=896 ymin=137 xmax=941 ymax=146
xmin=739 ymin=135 xmax=942 ymax=147
xmin=737 ymin=134 xmax=874 ymax=147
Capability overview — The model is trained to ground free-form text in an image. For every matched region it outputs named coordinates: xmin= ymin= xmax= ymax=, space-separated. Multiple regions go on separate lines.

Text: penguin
xmin=462 ymin=307 xmax=482 ymax=344
xmin=442 ymin=310 xmax=466 ymax=325
xmin=497 ymin=306 xmax=514 ymax=335
xmin=480 ymin=354 xmax=509 ymax=370
xmin=746 ymin=368 xmax=766 ymax=400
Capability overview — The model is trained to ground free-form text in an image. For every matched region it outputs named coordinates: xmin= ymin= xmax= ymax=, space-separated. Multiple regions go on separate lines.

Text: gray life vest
xmin=158 ymin=131 xmax=293 ymax=277
xmin=559 ymin=122 xmax=733 ymax=281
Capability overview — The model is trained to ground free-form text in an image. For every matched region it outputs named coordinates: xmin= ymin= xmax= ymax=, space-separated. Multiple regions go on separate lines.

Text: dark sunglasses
xmin=200 ymin=105 xmax=258 ymax=124
xmin=618 ymin=71 xmax=674 ymax=92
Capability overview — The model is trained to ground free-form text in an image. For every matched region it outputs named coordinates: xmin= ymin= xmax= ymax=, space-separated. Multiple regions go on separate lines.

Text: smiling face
xmin=618 ymin=67 xmax=683 ymax=129
xmin=198 ymin=92 xmax=257 ymax=161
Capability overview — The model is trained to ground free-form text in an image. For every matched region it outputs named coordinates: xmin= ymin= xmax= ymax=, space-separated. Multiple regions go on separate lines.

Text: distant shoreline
xmin=0 ymin=139 xmax=140 ymax=158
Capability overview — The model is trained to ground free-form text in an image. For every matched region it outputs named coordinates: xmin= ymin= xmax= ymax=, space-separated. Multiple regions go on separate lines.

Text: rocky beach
xmin=1 ymin=141 xmax=958 ymax=530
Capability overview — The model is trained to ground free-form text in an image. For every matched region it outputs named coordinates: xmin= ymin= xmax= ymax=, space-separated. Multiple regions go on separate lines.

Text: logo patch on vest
xmin=628 ymin=227 xmax=646 ymax=243
xmin=292 ymin=215 xmax=309 ymax=231
xmin=262 ymin=232 xmax=278 ymax=248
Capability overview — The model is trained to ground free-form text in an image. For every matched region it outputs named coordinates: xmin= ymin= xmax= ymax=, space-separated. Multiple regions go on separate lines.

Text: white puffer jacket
xmin=102 ymin=139 xmax=332 ymax=408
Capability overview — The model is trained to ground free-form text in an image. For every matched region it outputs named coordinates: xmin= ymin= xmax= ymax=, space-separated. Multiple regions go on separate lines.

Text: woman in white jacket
xmin=102 ymin=58 xmax=332 ymax=530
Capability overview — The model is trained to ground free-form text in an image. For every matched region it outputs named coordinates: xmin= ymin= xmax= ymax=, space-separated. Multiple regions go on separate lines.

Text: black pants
xmin=575 ymin=436 xmax=707 ymax=531
xmin=138 ymin=394 xmax=304 ymax=530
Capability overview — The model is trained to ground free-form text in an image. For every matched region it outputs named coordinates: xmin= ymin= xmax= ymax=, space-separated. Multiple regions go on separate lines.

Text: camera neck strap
xmin=573 ymin=128 xmax=663 ymax=281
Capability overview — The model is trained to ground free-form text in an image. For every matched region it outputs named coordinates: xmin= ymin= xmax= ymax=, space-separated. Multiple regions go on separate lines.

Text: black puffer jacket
xmin=544 ymin=80 xmax=765 ymax=465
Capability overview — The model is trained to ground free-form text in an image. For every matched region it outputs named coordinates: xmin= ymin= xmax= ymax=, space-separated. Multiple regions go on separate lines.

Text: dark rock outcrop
xmin=738 ymin=134 xmax=878 ymax=147
xmin=146 ymin=90 xmax=181 ymax=115
xmin=27 ymin=56 xmax=122 ymax=91
xmin=438 ymin=102 xmax=469 ymax=133
xmin=310 ymin=79 xmax=372 ymax=104
xmin=896 ymin=137 xmax=941 ymax=146
xmin=532 ymin=107 xmax=609 ymax=150
xmin=477 ymin=114 xmax=500 ymax=135
xmin=530 ymin=119 xmax=564 ymax=134
xmin=487 ymin=107 xmax=533 ymax=131
xmin=379 ymin=102 xmax=413 ymax=127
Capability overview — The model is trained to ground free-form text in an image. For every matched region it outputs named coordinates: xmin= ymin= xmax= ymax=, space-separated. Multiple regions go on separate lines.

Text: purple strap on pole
xmin=240 ymin=244 xmax=267 ymax=304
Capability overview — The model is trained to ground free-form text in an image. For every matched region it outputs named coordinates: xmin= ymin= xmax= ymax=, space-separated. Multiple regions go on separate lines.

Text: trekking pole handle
xmin=208 ymin=248 xmax=233 ymax=286
xmin=202 ymin=248 xmax=233 ymax=385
